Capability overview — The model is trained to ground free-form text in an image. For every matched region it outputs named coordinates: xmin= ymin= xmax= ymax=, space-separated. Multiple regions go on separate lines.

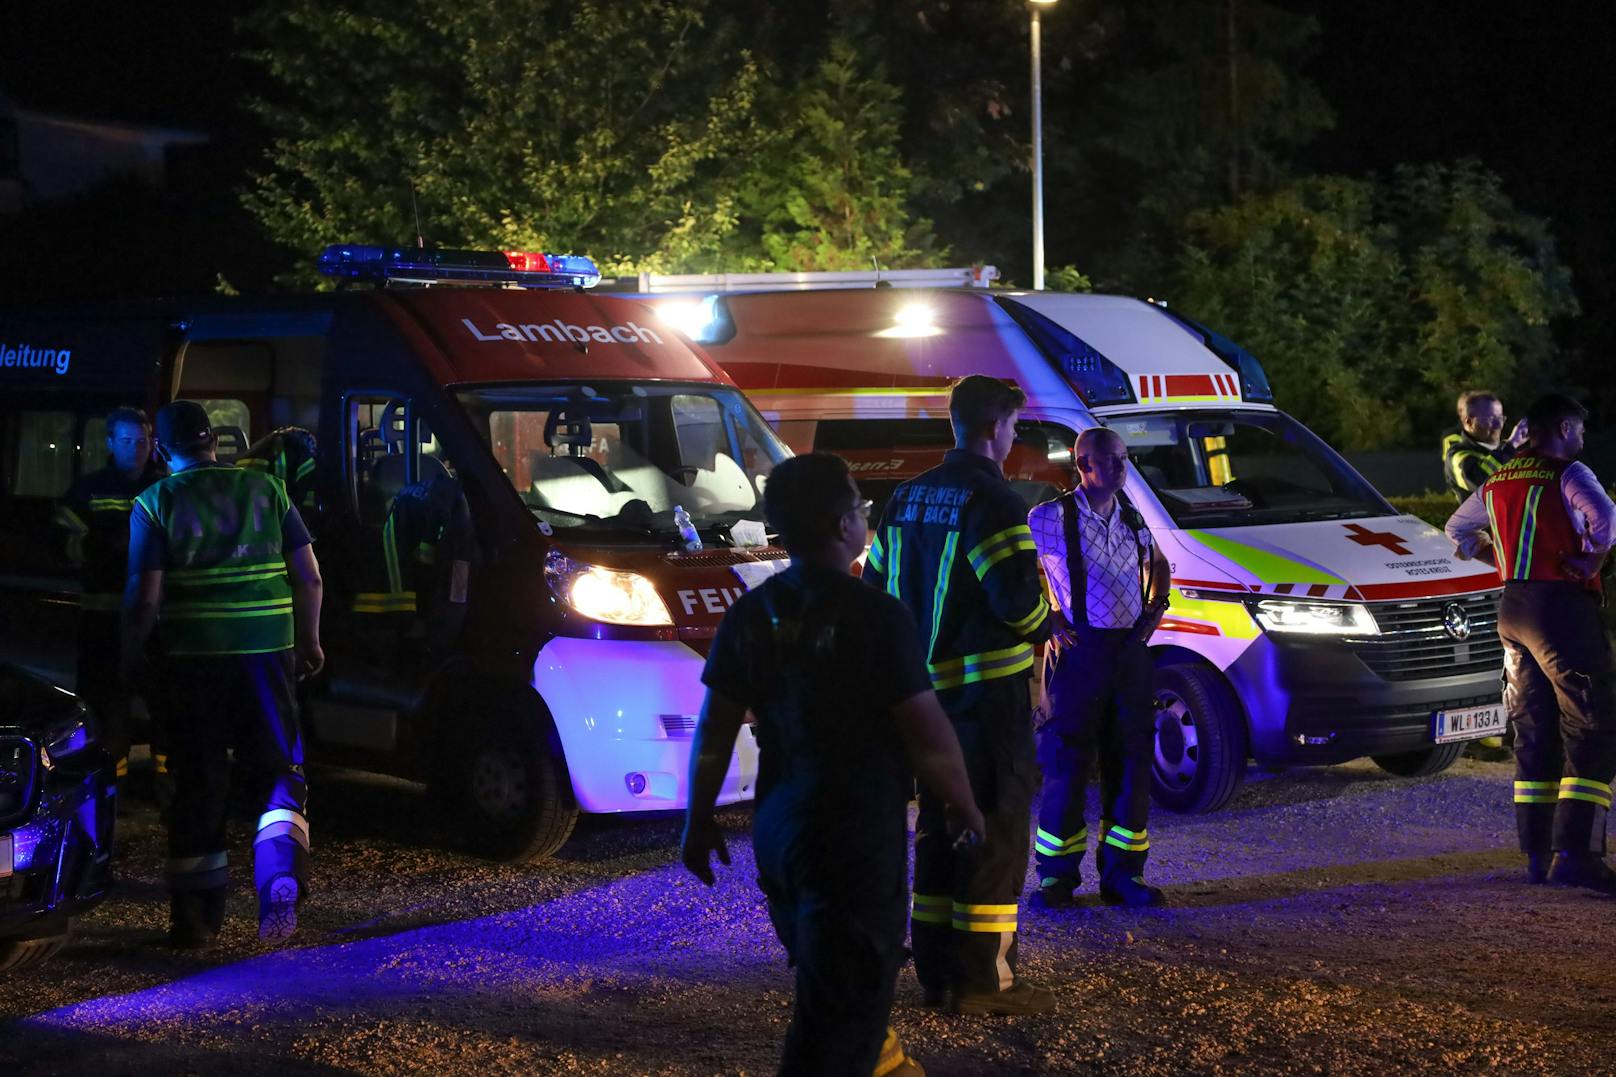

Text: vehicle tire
xmin=457 ymin=706 xmax=579 ymax=863
xmin=0 ymin=931 xmax=68 ymax=972
xmin=1372 ymin=741 xmax=1466 ymax=777
xmin=1151 ymin=662 xmax=1246 ymax=814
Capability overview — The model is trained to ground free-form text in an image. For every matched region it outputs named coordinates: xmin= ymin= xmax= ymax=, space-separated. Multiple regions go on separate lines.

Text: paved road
xmin=2 ymin=755 xmax=1613 ymax=1075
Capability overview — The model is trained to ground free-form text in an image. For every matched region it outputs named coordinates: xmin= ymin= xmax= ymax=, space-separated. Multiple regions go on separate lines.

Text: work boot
xmin=1100 ymin=875 xmax=1167 ymax=908
xmin=258 ymin=875 xmax=301 ymax=942
xmin=1034 ymin=876 xmax=1080 ymax=908
xmin=874 ymin=1027 xmax=926 ymax=1076
xmin=1525 ymin=851 xmax=1550 ymax=885
xmin=951 ymin=981 xmax=1057 ymax=1016
xmin=1545 ymin=853 xmax=1616 ymax=896
xmin=168 ymin=890 xmax=223 ymax=950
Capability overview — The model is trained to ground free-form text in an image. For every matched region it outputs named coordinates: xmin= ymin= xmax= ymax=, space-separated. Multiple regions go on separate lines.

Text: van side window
xmin=348 ymin=395 xmax=409 ymax=524
xmin=8 ymin=411 xmax=75 ymax=497
xmin=176 ymin=335 xmax=326 ymax=443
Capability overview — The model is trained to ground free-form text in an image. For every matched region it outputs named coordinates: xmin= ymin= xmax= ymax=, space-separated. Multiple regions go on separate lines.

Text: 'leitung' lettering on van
xmin=0 ymin=342 xmax=72 ymax=375
xmin=461 ymin=318 xmax=663 ymax=346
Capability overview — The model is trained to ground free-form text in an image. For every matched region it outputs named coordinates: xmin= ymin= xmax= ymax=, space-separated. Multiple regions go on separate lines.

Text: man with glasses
xmin=1028 ymin=426 xmax=1171 ymax=908
xmin=1442 ymin=390 xmax=1528 ymax=499
xmin=682 ymin=452 xmax=984 ymax=1077
xmin=863 ymin=375 xmax=1055 ymax=1016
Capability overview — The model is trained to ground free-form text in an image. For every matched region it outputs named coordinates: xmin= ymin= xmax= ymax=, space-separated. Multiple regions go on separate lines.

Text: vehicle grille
xmin=660 ymin=714 xmax=697 ymax=739
xmin=0 ymin=736 xmax=39 ymax=826
xmin=1349 ymin=592 xmax=1504 ymax=682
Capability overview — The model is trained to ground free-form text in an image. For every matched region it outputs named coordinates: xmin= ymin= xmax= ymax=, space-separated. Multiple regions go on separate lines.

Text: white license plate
xmin=1433 ymin=703 xmax=1507 ymax=744
xmin=0 ymin=833 xmax=11 ymax=879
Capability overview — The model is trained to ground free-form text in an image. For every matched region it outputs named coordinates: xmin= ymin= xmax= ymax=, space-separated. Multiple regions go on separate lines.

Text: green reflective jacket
xmin=134 ymin=465 xmax=295 ymax=656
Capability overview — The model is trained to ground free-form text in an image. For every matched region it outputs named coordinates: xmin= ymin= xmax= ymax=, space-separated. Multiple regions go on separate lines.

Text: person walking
xmin=1028 ymin=426 xmax=1171 ymax=907
xmin=862 ymin=375 xmax=1055 ymax=1015
xmin=1445 ymin=393 xmax=1616 ymax=893
xmin=122 ymin=401 xmax=325 ymax=946
xmin=681 ymin=452 xmax=984 ymax=1077
xmin=55 ymin=407 xmax=164 ymax=785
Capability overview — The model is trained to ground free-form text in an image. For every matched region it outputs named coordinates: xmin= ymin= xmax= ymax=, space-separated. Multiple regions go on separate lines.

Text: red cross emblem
xmin=1344 ymin=523 xmax=1411 ymax=556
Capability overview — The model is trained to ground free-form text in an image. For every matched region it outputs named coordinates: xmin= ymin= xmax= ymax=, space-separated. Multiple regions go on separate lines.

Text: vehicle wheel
xmin=458 ymin=709 xmax=579 ymax=863
xmin=1151 ymin=663 xmax=1246 ymax=814
xmin=0 ymin=931 xmax=68 ymax=972
xmin=1372 ymin=741 xmax=1465 ymax=777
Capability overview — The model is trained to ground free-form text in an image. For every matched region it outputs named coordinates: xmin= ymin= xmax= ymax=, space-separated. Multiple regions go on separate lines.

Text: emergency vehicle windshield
xmin=1114 ymin=409 xmax=1393 ymax=528
xmin=456 ymin=383 xmax=788 ymax=540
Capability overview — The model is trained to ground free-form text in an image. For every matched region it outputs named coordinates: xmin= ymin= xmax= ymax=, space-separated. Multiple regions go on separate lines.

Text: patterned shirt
xmin=1029 ymin=488 xmax=1149 ymax=630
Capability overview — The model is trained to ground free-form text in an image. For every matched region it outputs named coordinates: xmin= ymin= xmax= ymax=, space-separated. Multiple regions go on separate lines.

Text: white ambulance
xmin=641 ymin=276 xmax=1505 ymax=813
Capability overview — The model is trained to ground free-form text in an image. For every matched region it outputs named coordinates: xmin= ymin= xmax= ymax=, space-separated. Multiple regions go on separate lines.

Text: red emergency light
xmin=503 ymin=251 xmax=552 ymax=273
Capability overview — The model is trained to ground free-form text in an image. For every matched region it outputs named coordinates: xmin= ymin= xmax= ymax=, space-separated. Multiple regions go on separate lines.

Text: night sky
xmin=3 ymin=1 xmax=1611 ymax=351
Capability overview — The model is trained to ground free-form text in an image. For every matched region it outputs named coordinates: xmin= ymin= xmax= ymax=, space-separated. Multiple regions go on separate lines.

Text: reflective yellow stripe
xmin=953 ymin=902 xmax=1019 ymax=914
xmin=866 ymin=533 xmax=886 ymax=574
xmin=1005 ymin=595 xmax=1050 ymax=637
xmin=1035 ymin=827 xmax=1085 ymax=856
xmin=167 ymin=568 xmax=287 ymax=588
xmin=87 ymin=498 xmax=134 ymax=512
xmin=967 ymin=525 xmax=1036 ymax=579
xmin=1559 ymin=777 xmax=1613 ymax=807
xmin=351 ymin=592 xmax=418 ymax=614
xmin=1514 ymin=779 xmax=1557 ymax=804
xmin=873 ymin=1028 xmax=908 ymax=1077
xmin=1163 ymin=588 xmax=1262 ymax=640
xmin=911 ymin=893 xmax=951 ymax=925
xmin=168 ymin=560 xmax=285 ymax=581
xmin=114 ymin=757 xmax=129 ymax=777
xmin=951 ymin=901 xmax=1019 ymax=932
xmin=927 ymin=643 xmax=1035 ymax=690
xmin=884 ymin=527 xmax=902 ymax=599
xmin=1104 ymin=824 xmax=1150 ymax=851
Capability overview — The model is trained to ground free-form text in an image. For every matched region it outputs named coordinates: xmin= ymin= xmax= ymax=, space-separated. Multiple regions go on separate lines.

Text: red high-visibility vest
xmin=1481 ymin=453 xmax=1597 ymax=593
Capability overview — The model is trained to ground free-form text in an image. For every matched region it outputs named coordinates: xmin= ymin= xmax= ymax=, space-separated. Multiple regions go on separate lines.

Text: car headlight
xmin=545 ymin=552 xmax=673 ymax=626
xmin=39 ymin=715 xmax=96 ymax=771
xmin=1251 ymin=599 xmax=1378 ymax=637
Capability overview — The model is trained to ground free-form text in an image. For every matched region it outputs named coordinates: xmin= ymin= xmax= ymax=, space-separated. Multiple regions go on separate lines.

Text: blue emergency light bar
xmin=317 ymin=245 xmax=602 ymax=290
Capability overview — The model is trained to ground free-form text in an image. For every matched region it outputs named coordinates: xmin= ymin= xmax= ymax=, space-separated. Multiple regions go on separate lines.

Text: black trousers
xmin=1036 ymin=629 xmax=1155 ymax=884
xmin=911 ymin=676 xmax=1037 ymax=996
xmin=1499 ymin=582 xmax=1616 ymax=856
xmin=755 ymin=802 xmax=908 ymax=1077
xmin=76 ymin=612 xmax=130 ymax=777
xmin=162 ymin=651 xmax=310 ymax=929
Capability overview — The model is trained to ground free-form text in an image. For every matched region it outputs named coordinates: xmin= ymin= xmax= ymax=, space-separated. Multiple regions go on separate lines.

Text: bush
xmin=1388 ymin=491 xmax=1458 ymax=530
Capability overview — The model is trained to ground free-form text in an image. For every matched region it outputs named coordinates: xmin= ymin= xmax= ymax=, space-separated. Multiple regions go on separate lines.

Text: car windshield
xmin=1113 ymin=409 xmax=1393 ymax=527
xmin=455 ymin=382 xmax=789 ymax=541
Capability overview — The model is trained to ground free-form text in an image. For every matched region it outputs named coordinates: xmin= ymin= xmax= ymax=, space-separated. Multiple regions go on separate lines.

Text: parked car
xmin=0 ymin=665 xmax=115 ymax=971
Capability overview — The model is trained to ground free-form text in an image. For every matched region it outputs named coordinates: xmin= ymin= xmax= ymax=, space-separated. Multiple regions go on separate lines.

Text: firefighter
xmin=1441 ymin=390 xmax=1528 ymax=499
xmin=239 ymin=426 xmax=321 ymax=529
xmin=682 ymin=452 xmax=984 ymax=1077
xmin=862 ymin=375 xmax=1055 ymax=1016
xmin=1445 ymin=393 xmax=1616 ymax=893
xmin=350 ymin=460 xmax=474 ymax=663
xmin=122 ymin=401 xmax=325 ymax=946
xmin=1028 ymin=426 xmax=1172 ymax=907
xmin=54 ymin=406 xmax=164 ymax=785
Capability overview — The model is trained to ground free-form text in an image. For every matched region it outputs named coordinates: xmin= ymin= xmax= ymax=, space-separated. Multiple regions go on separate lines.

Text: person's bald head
xmin=1074 ymin=426 xmax=1129 ymax=498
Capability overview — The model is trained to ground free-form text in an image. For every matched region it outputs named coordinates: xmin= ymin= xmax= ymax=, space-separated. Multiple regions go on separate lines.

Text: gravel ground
xmin=2 ymin=753 xmax=1614 ymax=1075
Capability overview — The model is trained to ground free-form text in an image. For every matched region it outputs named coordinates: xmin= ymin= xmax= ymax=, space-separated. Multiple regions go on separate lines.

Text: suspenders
xmin=1058 ymin=489 xmax=1150 ymax=630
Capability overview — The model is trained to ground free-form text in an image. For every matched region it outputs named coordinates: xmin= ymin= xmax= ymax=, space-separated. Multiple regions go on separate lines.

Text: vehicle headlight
xmin=545 ymin=553 xmax=673 ymax=626
xmin=39 ymin=715 xmax=96 ymax=771
xmin=1251 ymin=599 xmax=1378 ymax=636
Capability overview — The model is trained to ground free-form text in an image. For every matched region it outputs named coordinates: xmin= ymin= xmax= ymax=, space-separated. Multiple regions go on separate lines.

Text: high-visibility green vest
xmin=134 ymin=464 xmax=295 ymax=656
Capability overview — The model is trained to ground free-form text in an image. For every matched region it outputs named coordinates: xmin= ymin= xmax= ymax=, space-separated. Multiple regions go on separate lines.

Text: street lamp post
xmin=1029 ymin=0 xmax=1057 ymax=290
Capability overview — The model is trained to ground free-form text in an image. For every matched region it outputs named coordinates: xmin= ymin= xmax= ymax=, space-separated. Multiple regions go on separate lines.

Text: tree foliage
xmin=243 ymin=1 xmax=938 ymax=280
xmin=1173 ymin=162 xmax=1577 ymax=450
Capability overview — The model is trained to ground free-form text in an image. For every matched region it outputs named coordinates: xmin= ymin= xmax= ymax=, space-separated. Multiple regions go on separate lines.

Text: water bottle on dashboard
xmin=673 ymin=505 xmax=703 ymax=552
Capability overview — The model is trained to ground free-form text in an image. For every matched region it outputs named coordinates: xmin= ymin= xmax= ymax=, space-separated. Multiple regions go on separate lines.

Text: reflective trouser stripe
xmin=873 ymin=1028 xmax=908 ymax=1077
xmin=1104 ymin=824 xmax=1150 ymax=852
xmin=257 ymin=808 xmax=311 ymax=849
xmin=154 ymin=753 xmax=169 ymax=775
xmin=951 ymin=901 xmax=1018 ymax=933
xmin=351 ymin=592 xmax=418 ymax=614
xmin=1035 ymin=827 xmax=1086 ymax=857
xmin=1514 ymin=780 xmax=1558 ymax=804
xmin=1559 ymin=777 xmax=1613 ymax=808
xmin=114 ymin=757 xmax=129 ymax=778
xmin=166 ymin=851 xmax=229 ymax=889
xmin=911 ymin=893 xmax=951 ymax=925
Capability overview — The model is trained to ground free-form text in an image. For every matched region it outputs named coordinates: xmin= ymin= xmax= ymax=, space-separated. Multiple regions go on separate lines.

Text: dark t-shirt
xmin=702 ymin=561 xmax=932 ymax=851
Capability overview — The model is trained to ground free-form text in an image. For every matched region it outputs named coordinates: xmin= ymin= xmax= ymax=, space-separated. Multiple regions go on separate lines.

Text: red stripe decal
xmin=1138 ymin=375 xmax=1149 ymax=399
xmin=1307 ymin=583 xmax=1329 ymax=598
xmin=1165 ymin=373 xmax=1216 ymax=399
xmin=1356 ymin=573 xmax=1504 ymax=600
xmin=1172 ymin=577 xmax=1246 ymax=593
xmin=1274 ymin=583 xmax=1294 ymax=595
xmin=1158 ymin=617 xmax=1221 ymax=637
